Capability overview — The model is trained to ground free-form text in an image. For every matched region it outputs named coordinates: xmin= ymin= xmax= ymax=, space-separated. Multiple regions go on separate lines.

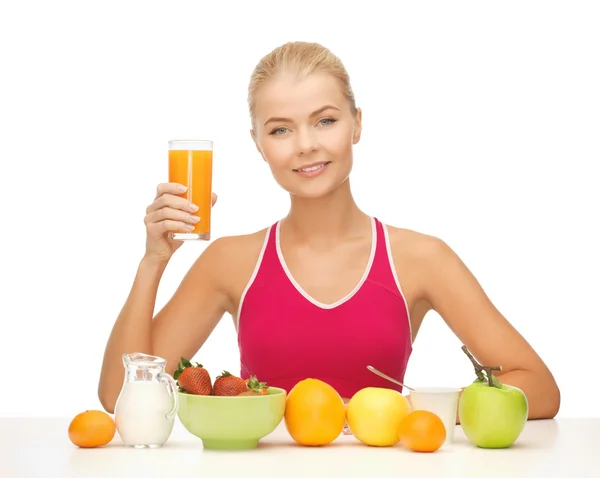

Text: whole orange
xmin=284 ymin=378 xmax=346 ymax=446
xmin=399 ymin=410 xmax=446 ymax=452
xmin=68 ymin=410 xmax=116 ymax=448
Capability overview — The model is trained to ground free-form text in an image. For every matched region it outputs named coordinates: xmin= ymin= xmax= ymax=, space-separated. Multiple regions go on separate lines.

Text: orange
xmin=284 ymin=378 xmax=346 ymax=446
xmin=399 ymin=410 xmax=446 ymax=452
xmin=68 ymin=410 xmax=116 ymax=448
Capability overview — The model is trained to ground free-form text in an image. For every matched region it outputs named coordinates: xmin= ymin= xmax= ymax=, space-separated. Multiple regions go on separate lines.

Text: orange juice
xmin=168 ymin=140 xmax=213 ymax=240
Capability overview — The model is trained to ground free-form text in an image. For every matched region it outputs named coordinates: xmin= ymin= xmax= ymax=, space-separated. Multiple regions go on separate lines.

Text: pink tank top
xmin=237 ymin=217 xmax=412 ymax=398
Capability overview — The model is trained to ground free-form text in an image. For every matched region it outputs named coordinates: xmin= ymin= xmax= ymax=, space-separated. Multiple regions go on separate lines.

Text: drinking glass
xmin=168 ymin=140 xmax=213 ymax=240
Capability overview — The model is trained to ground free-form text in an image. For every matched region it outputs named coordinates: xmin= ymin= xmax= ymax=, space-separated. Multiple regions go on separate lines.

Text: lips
xmin=293 ymin=161 xmax=331 ymax=173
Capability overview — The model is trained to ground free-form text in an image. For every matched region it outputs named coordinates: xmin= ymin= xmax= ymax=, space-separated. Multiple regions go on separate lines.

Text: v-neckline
xmin=275 ymin=217 xmax=377 ymax=309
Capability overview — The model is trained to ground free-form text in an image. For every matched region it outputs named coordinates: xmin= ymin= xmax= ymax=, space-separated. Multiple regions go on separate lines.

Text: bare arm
xmin=98 ymin=239 xmax=229 ymax=413
xmin=151 ymin=238 xmax=231 ymax=376
xmin=416 ymin=236 xmax=560 ymax=419
xmin=98 ymin=255 xmax=167 ymax=413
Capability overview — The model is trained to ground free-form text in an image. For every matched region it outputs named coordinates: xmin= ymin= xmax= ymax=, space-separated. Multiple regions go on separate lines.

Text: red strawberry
xmin=174 ymin=357 xmax=212 ymax=395
xmin=213 ymin=371 xmax=247 ymax=396
xmin=243 ymin=375 xmax=269 ymax=396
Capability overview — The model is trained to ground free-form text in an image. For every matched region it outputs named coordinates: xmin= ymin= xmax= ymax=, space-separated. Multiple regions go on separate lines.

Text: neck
xmin=282 ymin=179 xmax=369 ymax=243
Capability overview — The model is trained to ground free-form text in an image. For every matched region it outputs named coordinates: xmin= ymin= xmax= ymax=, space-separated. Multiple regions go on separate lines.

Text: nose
xmin=295 ymin=126 xmax=318 ymax=156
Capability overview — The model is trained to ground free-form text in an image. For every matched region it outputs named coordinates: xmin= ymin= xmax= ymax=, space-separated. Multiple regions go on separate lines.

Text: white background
xmin=1 ymin=1 xmax=598 ymax=418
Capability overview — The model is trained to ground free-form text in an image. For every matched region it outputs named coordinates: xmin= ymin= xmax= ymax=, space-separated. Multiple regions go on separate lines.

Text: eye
xmin=269 ymin=127 xmax=288 ymax=135
xmin=319 ymin=118 xmax=337 ymax=126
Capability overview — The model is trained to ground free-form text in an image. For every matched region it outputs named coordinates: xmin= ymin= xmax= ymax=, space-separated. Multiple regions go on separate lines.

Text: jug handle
xmin=159 ymin=372 xmax=179 ymax=420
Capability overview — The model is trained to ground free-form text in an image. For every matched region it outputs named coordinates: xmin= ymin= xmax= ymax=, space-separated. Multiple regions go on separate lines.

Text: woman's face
xmin=251 ymin=72 xmax=362 ymax=199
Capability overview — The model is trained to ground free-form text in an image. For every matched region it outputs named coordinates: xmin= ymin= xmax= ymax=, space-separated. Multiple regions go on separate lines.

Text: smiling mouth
xmin=293 ymin=161 xmax=331 ymax=173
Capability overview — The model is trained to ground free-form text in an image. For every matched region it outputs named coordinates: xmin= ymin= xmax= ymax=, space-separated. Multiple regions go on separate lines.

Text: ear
xmin=352 ymin=107 xmax=362 ymax=144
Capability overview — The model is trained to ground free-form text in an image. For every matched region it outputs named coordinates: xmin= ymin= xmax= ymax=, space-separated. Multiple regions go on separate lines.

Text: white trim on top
xmin=275 ymin=216 xmax=377 ymax=310
xmin=235 ymin=225 xmax=272 ymax=332
xmin=382 ymin=223 xmax=413 ymax=343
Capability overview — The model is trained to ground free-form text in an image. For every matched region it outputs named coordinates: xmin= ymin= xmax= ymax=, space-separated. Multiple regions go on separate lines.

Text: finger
xmin=147 ymin=194 xmax=198 ymax=214
xmin=147 ymin=220 xmax=196 ymax=236
xmin=155 ymin=182 xmax=187 ymax=199
xmin=211 ymin=192 xmax=218 ymax=206
xmin=145 ymin=207 xmax=200 ymax=226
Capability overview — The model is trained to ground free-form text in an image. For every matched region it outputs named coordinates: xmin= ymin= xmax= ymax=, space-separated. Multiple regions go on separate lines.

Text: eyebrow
xmin=263 ymin=105 xmax=340 ymax=126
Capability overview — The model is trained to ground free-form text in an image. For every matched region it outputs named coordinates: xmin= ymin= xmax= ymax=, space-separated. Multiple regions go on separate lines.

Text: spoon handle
xmin=367 ymin=365 xmax=415 ymax=392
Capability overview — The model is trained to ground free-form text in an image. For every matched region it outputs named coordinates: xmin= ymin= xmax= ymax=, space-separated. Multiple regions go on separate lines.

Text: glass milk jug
xmin=114 ymin=352 xmax=179 ymax=448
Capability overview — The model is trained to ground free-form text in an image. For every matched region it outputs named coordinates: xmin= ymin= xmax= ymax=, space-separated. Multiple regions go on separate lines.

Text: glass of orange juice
xmin=168 ymin=140 xmax=213 ymax=241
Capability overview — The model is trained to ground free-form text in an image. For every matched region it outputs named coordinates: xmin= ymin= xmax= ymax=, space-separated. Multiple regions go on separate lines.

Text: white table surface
xmin=1 ymin=417 xmax=598 ymax=478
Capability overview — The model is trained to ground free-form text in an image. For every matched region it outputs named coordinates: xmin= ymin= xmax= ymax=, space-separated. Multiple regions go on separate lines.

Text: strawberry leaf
xmin=246 ymin=375 xmax=269 ymax=390
xmin=181 ymin=357 xmax=192 ymax=368
xmin=216 ymin=370 xmax=232 ymax=380
xmin=174 ymin=357 xmax=192 ymax=380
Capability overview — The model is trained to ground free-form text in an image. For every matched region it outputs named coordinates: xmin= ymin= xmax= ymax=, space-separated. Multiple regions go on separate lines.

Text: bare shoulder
xmin=384 ymin=223 xmax=460 ymax=312
xmin=385 ymin=224 xmax=451 ymax=263
xmin=385 ymin=222 xmax=489 ymax=308
xmin=205 ymin=227 xmax=269 ymax=257
xmin=192 ymin=226 xmax=270 ymax=276
xmin=192 ymin=225 xmax=272 ymax=312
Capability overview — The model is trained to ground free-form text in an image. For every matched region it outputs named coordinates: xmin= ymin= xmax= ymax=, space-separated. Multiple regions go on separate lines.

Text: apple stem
xmin=461 ymin=346 xmax=502 ymax=388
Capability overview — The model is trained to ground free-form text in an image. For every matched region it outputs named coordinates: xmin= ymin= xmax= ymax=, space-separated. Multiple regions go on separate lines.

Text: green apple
xmin=458 ymin=346 xmax=528 ymax=449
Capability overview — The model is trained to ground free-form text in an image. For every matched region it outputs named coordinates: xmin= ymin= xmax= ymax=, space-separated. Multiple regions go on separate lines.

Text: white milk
xmin=114 ymin=381 xmax=176 ymax=447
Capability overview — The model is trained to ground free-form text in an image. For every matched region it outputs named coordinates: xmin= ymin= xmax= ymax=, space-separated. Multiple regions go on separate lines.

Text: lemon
xmin=346 ymin=387 xmax=412 ymax=446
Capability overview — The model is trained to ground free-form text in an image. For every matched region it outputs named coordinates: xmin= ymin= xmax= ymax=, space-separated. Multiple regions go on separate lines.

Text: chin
xmin=283 ymin=176 xmax=350 ymax=200
xmin=289 ymin=186 xmax=335 ymax=200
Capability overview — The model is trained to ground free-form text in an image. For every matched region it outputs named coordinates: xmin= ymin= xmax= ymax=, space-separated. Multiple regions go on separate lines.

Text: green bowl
xmin=177 ymin=387 xmax=287 ymax=450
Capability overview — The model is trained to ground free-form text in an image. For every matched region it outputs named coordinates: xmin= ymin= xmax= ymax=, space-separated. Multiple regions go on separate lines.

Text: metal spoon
xmin=367 ymin=365 xmax=416 ymax=392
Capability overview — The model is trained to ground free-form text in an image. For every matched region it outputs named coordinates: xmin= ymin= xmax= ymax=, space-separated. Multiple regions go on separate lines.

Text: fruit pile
xmin=284 ymin=378 xmax=446 ymax=453
xmin=282 ymin=345 xmax=529 ymax=451
xmin=174 ymin=357 xmax=269 ymax=396
xmin=67 ymin=346 xmax=528 ymax=451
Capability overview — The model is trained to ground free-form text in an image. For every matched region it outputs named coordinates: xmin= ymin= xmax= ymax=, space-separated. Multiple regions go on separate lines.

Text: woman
xmin=98 ymin=41 xmax=560 ymax=419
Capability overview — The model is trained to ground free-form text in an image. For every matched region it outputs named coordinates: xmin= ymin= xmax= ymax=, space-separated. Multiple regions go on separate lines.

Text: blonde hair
xmin=248 ymin=41 xmax=357 ymax=125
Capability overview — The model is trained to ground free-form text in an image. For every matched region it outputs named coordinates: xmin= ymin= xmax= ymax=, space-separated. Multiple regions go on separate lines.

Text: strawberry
xmin=244 ymin=375 xmax=269 ymax=395
xmin=213 ymin=371 xmax=247 ymax=396
xmin=174 ymin=357 xmax=212 ymax=395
